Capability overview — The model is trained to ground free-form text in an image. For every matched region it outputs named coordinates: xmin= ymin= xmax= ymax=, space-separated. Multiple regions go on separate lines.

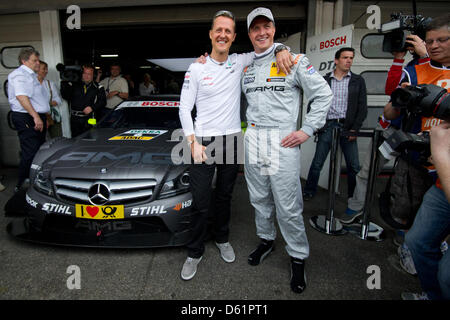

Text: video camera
xmin=381 ymin=13 xmax=432 ymax=53
xmin=56 ymin=63 xmax=83 ymax=82
xmin=379 ymin=84 xmax=450 ymax=162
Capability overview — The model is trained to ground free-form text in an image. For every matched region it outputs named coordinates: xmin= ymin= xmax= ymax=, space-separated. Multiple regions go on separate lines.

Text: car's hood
xmin=40 ymin=128 xmax=185 ymax=180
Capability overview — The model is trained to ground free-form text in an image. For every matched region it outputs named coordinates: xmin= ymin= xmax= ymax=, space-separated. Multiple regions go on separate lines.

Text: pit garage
xmin=0 ymin=0 xmax=449 ymax=302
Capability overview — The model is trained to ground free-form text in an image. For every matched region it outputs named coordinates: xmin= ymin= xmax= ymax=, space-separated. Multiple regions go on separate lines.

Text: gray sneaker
xmin=398 ymin=244 xmax=417 ymax=276
xmin=215 ymin=242 xmax=235 ymax=263
xmin=401 ymin=292 xmax=429 ymax=300
xmin=181 ymin=256 xmax=202 ymax=280
xmin=340 ymin=208 xmax=363 ymax=224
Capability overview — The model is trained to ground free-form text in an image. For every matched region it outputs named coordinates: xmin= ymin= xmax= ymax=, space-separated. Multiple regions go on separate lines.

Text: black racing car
xmin=7 ymin=95 xmax=195 ymax=248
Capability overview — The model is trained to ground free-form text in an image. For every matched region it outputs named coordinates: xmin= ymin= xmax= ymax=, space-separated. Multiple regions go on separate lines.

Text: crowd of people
xmin=178 ymin=9 xmax=450 ymax=300
xmin=1 ymin=5 xmax=449 ymax=300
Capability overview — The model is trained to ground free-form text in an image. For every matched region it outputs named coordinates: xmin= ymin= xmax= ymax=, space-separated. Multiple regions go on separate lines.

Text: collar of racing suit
xmin=254 ymin=44 xmax=275 ymax=60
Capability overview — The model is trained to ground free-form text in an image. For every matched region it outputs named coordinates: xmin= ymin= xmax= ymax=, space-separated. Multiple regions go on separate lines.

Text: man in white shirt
xmin=37 ymin=60 xmax=63 ymax=138
xmin=8 ymin=48 xmax=49 ymax=192
xmin=178 ymin=9 xmax=293 ymax=280
xmin=100 ymin=63 xmax=129 ymax=115
xmin=139 ymin=73 xmax=156 ymax=96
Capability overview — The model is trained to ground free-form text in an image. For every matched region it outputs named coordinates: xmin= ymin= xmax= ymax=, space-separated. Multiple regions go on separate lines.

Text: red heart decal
xmin=86 ymin=206 xmax=99 ymax=217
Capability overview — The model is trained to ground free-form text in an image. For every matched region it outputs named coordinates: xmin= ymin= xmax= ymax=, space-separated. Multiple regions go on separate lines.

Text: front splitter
xmin=7 ymin=218 xmax=193 ymax=249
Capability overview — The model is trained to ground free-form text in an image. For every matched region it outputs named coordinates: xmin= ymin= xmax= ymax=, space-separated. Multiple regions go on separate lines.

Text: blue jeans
xmin=405 ymin=185 xmax=450 ymax=300
xmin=304 ymin=121 xmax=360 ymax=198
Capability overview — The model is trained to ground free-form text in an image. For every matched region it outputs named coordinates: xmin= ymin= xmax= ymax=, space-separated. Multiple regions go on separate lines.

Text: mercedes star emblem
xmin=88 ymin=183 xmax=111 ymax=205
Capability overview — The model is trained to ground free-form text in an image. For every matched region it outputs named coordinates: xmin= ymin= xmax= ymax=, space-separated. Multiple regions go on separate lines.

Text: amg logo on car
xmin=50 ymin=152 xmax=169 ymax=165
xmin=245 ymin=86 xmax=285 ymax=93
xmin=75 ymin=220 xmax=132 ymax=231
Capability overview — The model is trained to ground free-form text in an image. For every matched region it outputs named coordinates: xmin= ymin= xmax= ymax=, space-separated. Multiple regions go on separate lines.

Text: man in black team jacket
xmin=61 ymin=65 xmax=106 ymax=137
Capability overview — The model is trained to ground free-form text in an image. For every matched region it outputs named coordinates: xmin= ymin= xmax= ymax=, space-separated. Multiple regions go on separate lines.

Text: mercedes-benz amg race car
xmin=7 ymin=95 xmax=195 ymax=248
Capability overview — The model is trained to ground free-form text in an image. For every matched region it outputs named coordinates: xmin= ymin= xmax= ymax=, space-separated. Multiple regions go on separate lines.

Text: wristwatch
xmin=274 ymin=44 xmax=290 ymax=55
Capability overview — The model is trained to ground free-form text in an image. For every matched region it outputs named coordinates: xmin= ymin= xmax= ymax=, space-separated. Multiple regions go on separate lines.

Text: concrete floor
xmin=0 ymin=166 xmax=422 ymax=300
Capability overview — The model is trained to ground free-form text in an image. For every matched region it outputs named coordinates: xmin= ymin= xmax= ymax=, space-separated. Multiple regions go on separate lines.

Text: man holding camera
xmin=384 ymin=13 xmax=450 ymax=300
xmin=61 ymin=65 xmax=107 ymax=137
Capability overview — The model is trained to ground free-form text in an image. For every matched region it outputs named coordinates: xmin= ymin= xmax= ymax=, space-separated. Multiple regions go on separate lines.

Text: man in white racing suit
xmin=242 ymin=7 xmax=333 ymax=294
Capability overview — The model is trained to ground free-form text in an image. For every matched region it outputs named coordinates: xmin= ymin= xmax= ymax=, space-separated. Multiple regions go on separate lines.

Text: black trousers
xmin=11 ymin=112 xmax=47 ymax=187
xmin=70 ymin=115 xmax=90 ymax=138
xmin=186 ymin=133 xmax=241 ymax=258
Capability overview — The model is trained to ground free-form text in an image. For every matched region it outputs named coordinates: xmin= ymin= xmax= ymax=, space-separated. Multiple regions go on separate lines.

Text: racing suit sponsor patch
xmin=244 ymin=76 xmax=255 ymax=84
xmin=269 ymin=62 xmax=286 ymax=77
xmin=266 ymin=78 xmax=285 ymax=82
xmin=306 ymin=64 xmax=316 ymax=74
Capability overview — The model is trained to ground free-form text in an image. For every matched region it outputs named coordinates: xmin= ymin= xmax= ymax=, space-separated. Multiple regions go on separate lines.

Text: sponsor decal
xmin=244 ymin=76 xmax=255 ymax=84
xmin=43 ymin=203 xmax=72 ymax=215
xmin=320 ymin=35 xmax=347 ymax=50
xmin=201 ymin=75 xmax=214 ymax=86
xmin=306 ymin=64 xmax=316 ymax=74
xmin=75 ymin=220 xmax=132 ymax=231
xmin=269 ymin=62 xmax=286 ymax=77
xmin=225 ymin=61 xmax=235 ymax=73
xmin=173 ymin=199 xmax=192 ymax=211
xmin=109 ymin=129 xmax=168 ymax=141
xmin=75 ymin=204 xmax=124 ymax=220
xmin=130 ymin=205 xmax=167 ymax=216
xmin=422 ymin=117 xmax=441 ymax=131
xmin=266 ymin=78 xmax=285 ymax=83
xmin=246 ymin=86 xmax=285 ymax=93
xmin=118 ymin=101 xmax=180 ymax=108
xmin=26 ymin=194 xmax=38 ymax=208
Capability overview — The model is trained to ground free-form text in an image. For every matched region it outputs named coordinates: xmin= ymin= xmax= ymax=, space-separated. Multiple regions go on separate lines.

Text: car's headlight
xmin=33 ymin=170 xmax=54 ymax=196
xmin=158 ymin=171 xmax=190 ymax=199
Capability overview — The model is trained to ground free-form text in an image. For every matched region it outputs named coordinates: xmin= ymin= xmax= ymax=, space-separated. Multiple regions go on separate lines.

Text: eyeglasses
xmin=213 ymin=10 xmax=235 ymax=21
xmin=425 ymin=37 xmax=450 ymax=46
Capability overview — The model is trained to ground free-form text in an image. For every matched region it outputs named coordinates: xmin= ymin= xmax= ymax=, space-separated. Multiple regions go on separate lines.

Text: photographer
xmin=382 ymin=13 xmax=449 ymax=300
xmin=61 ymin=65 xmax=106 ymax=137
xmin=383 ymin=14 xmax=450 ymax=228
xmin=385 ymin=34 xmax=430 ymax=96
xmin=402 ymin=121 xmax=450 ymax=300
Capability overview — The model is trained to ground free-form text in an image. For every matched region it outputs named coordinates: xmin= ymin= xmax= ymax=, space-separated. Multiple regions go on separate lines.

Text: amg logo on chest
xmin=246 ymin=86 xmax=285 ymax=93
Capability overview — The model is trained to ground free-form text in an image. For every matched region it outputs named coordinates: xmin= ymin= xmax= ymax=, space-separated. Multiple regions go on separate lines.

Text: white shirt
xmin=100 ymin=75 xmax=129 ymax=109
xmin=139 ymin=82 xmax=155 ymax=96
xmin=42 ymin=79 xmax=62 ymax=106
xmin=179 ymin=53 xmax=254 ymax=137
xmin=8 ymin=65 xmax=50 ymax=114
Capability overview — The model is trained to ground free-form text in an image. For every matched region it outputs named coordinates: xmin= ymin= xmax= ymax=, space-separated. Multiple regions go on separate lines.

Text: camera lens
xmin=434 ymin=92 xmax=450 ymax=120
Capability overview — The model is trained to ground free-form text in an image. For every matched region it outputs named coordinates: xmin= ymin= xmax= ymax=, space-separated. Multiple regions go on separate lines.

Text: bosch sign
xmin=141 ymin=101 xmax=180 ymax=107
xmin=119 ymin=101 xmax=180 ymax=108
xmin=320 ymin=36 xmax=348 ymax=50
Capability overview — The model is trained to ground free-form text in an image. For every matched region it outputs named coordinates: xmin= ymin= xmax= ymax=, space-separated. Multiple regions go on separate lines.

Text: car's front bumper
xmin=6 ymin=188 xmax=195 ymax=248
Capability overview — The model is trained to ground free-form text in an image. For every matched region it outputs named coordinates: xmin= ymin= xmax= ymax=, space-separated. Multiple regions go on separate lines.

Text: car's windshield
xmin=98 ymin=106 xmax=181 ymax=129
